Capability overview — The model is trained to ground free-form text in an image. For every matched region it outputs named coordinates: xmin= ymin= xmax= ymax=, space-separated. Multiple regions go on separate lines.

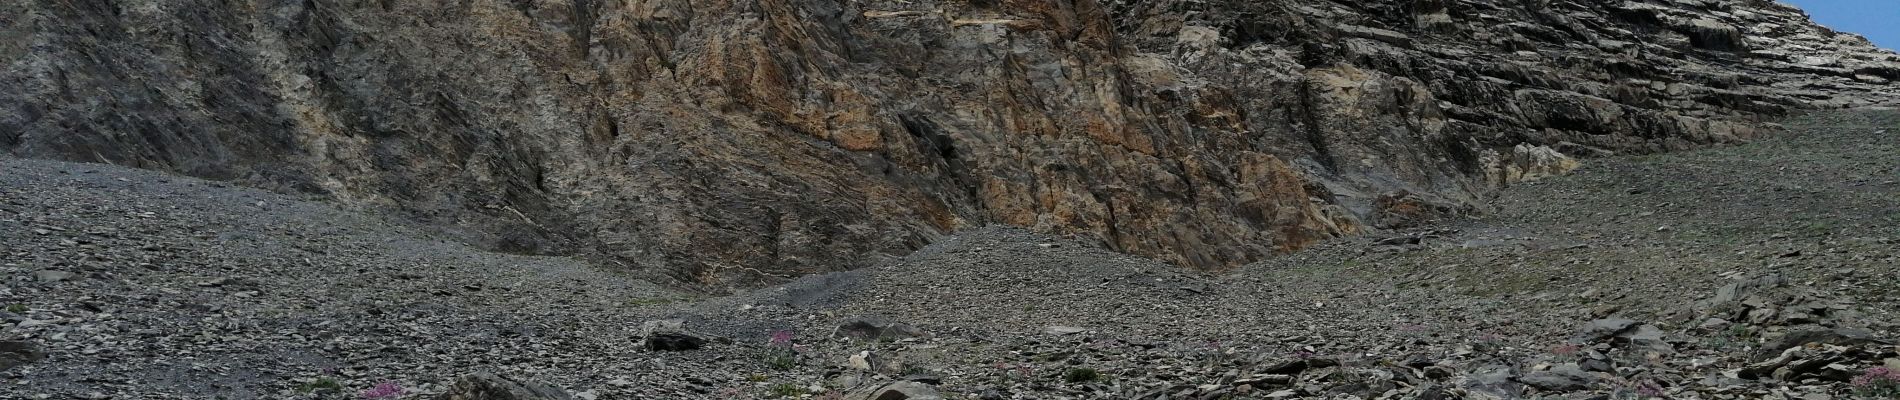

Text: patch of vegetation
xmin=1706 ymin=324 xmax=1755 ymax=351
xmin=1063 ymin=367 xmax=1102 ymax=383
xmin=1853 ymin=367 xmax=1900 ymax=398
xmin=763 ymin=329 xmax=797 ymax=370
xmin=767 ymin=383 xmax=805 ymax=398
xmin=763 ymin=353 xmax=796 ymax=371
xmin=1801 ymin=221 xmax=1836 ymax=237
xmin=4 ymin=304 xmax=25 ymax=313
xmin=902 ymin=364 xmax=932 ymax=376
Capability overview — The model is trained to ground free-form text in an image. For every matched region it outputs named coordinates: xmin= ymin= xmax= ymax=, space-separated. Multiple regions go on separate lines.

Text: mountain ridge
xmin=3 ymin=0 xmax=1897 ymax=287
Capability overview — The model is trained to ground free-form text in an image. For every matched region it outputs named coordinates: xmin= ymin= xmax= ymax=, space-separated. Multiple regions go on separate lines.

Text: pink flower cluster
xmin=1551 ymin=344 xmax=1582 ymax=357
xmin=769 ymin=329 xmax=794 ymax=347
xmin=361 ymin=381 xmax=404 ymax=399
xmin=1852 ymin=367 xmax=1900 ymax=388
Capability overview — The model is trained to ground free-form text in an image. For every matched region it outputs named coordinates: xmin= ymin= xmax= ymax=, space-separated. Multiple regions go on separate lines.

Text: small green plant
xmin=1063 ymin=367 xmax=1101 ymax=383
xmin=295 ymin=377 xmax=344 ymax=394
xmin=1802 ymin=221 xmax=1835 ymax=237
xmin=764 ymin=354 xmax=796 ymax=371
xmin=767 ymin=383 xmax=805 ymax=398
xmin=747 ymin=374 xmax=769 ymax=382
xmin=4 ymin=304 xmax=25 ymax=313
xmin=1707 ymin=324 xmax=1754 ymax=350
xmin=901 ymin=364 xmax=932 ymax=376
xmin=763 ymin=329 xmax=797 ymax=371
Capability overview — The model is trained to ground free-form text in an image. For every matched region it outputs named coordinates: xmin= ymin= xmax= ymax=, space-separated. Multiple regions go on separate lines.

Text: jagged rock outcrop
xmin=2 ymin=0 xmax=1895 ymax=287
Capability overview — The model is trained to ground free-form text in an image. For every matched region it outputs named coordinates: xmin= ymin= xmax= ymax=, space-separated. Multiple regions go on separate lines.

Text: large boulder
xmin=638 ymin=320 xmax=715 ymax=351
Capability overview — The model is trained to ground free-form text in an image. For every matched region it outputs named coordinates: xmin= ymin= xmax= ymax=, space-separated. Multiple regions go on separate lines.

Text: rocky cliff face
xmin=3 ymin=0 xmax=1895 ymax=287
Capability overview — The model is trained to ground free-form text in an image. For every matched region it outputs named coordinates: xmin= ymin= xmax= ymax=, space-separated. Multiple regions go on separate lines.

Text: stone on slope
xmin=436 ymin=373 xmax=575 ymax=400
xmin=844 ymin=381 xmax=944 ymax=400
xmin=835 ymin=316 xmax=927 ymax=341
xmin=638 ymin=320 xmax=713 ymax=351
xmin=1573 ymin=318 xmax=1673 ymax=353
xmin=1754 ymin=327 xmax=1890 ymax=361
xmin=0 ymin=340 xmax=45 ymax=371
xmin=1515 ymin=365 xmax=1595 ymax=392
xmin=32 ymin=270 xmax=75 ymax=283
xmin=1043 ymin=326 xmax=1090 ymax=336
xmin=1461 ymin=364 xmax=1524 ymax=398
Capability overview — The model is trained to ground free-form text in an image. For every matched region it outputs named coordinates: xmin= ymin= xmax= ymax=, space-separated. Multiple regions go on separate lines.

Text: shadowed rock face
xmin=2 ymin=0 xmax=1895 ymax=287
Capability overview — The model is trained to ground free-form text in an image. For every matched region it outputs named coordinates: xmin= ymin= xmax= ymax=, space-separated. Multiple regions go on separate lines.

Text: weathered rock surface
xmin=638 ymin=319 xmax=715 ymax=351
xmin=3 ymin=0 xmax=1896 ymax=286
xmin=844 ymin=381 xmax=945 ymax=400
xmin=437 ymin=373 xmax=576 ymax=400
xmin=0 ymin=340 xmax=45 ymax=372
xmin=1 ymin=111 xmax=1897 ymax=399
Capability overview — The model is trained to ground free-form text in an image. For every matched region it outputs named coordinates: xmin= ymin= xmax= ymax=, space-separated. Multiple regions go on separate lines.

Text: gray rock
xmin=1579 ymin=357 xmax=1614 ymax=373
xmin=1042 ymin=326 xmax=1089 ymax=335
xmin=436 ymin=373 xmax=575 ymax=400
xmin=835 ymin=316 xmax=927 ymax=341
xmin=32 ymin=270 xmax=75 ymax=283
xmin=1624 ymin=324 xmax=1675 ymax=354
xmin=845 ymin=381 xmax=944 ymax=400
xmin=0 ymin=340 xmax=45 ymax=371
xmin=4 ymin=0 xmax=1893 ymax=289
xmin=1515 ymin=365 xmax=1594 ymax=392
xmin=1754 ymin=327 xmax=1890 ymax=361
xmin=638 ymin=320 xmax=712 ymax=351
xmin=1573 ymin=318 xmax=1673 ymax=353
xmin=1574 ymin=318 xmax=1639 ymax=342
xmin=1462 ymin=365 xmax=1524 ymax=398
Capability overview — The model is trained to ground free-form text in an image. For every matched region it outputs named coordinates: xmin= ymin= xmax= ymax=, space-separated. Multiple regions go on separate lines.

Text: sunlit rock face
xmin=3 ymin=0 xmax=1895 ymax=287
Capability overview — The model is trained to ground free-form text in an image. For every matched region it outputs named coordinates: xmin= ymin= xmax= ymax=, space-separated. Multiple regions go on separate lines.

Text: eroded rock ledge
xmin=2 ymin=0 xmax=1895 ymax=287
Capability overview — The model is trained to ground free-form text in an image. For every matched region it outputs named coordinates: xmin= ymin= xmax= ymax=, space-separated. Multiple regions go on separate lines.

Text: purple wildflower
xmin=1853 ymin=366 xmax=1900 ymax=388
xmin=769 ymin=329 xmax=794 ymax=347
xmin=1551 ymin=344 xmax=1582 ymax=357
xmin=1635 ymin=381 xmax=1664 ymax=398
xmin=361 ymin=381 xmax=404 ymax=399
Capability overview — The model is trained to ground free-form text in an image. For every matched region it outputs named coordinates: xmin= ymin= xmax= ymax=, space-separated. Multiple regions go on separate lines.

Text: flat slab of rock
xmin=0 ymin=340 xmax=45 ymax=371
xmin=1754 ymin=327 xmax=1890 ymax=360
xmin=835 ymin=316 xmax=927 ymax=341
xmin=845 ymin=381 xmax=943 ymax=400
xmin=1515 ymin=365 xmax=1594 ymax=392
xmin=32 ymin=270 xmax=75 ymax=283
xmin=639 ymin=319 xmax=713 ymax=351
xmin=436 ymin=373 xmax=575 ymax=400
xmin=1042 ymin=326 xmax=1089 ymax=335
